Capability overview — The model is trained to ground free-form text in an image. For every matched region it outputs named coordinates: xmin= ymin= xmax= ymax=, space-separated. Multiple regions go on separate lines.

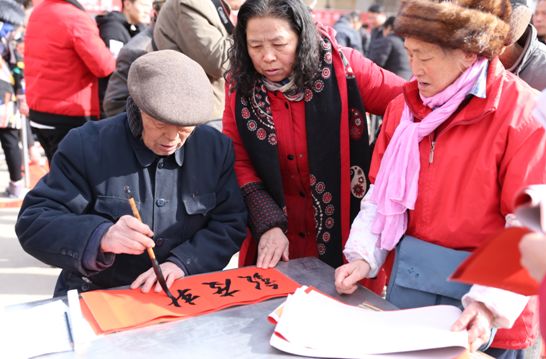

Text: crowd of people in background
xmin=2 ymin=0 xmax=546 ymax=357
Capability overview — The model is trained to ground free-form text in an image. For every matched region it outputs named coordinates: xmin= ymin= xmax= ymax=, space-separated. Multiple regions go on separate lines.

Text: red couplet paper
xmin=450 ymin=227 xmax=539 ymax=295
xmin=80 ymin=267 xmax=299 ymax=334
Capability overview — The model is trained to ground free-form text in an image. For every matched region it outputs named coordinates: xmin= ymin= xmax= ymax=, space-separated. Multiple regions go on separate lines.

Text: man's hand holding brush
xmin=100 ymin=215 xmax=185 ymax=293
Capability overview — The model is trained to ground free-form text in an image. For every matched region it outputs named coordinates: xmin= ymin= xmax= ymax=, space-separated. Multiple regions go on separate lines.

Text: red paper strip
xmin=450 ymin=227 xmax=539 ymax=295
xmin=81 ymin=267 xmax=299 ymax=334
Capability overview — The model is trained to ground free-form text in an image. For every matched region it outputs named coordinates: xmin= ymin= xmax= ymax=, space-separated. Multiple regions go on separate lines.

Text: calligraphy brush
xmin=124 ymin=186 xmax=180 ymax=307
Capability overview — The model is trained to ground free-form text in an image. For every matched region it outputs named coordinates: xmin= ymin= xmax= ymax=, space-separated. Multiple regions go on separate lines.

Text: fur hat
xmin=506 ymin=0 xmax=532 ymax=44
xmin=128 ymin=50 xmax=214 ymax=126
xmin=394 ymin=0 xmax=512 ymax=59
xmin=0 ymin=0 xmax=24 ymax=26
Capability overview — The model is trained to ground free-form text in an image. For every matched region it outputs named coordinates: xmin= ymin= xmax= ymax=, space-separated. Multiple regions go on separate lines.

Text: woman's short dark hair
xmin=226 ymin=0 xmax=320 ymax=97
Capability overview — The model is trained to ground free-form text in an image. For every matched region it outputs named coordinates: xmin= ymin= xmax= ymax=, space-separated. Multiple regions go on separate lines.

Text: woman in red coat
xmin=222 ymin=0 xmax=404 ymax=271
xmin=520 ymin=232 xmax=546 ymax=342
xmin=335 ymin=0 xmax=546 ymax=357
xmin=519 ymin=93 xmax=546 ymax=343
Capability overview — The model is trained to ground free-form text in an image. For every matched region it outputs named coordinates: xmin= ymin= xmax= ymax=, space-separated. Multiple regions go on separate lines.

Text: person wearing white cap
xmin=16 ymin=50 xmax=247 ymax=297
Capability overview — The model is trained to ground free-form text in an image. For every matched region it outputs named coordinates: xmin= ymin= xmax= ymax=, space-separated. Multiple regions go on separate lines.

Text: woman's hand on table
xmin=257 ymin=227 xmax=289 ymax=268
xmin=334 ymin=259 xmax=371 ymax=295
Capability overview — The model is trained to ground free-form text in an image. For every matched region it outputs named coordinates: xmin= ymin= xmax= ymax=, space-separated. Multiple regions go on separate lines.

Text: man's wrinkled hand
xmin=130 ymin=261 xmax=185 ymax=293
xmin=100 ymin=215 xmax=155 ymax=255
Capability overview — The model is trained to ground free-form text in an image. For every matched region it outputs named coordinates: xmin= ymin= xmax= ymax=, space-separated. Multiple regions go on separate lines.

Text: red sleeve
xmin=540 ymin=276 xmax=546 ymax=340
xmin=221 ymin=85 xmax=262 ymax=187
xmin=344 ymin=47 xmax=405 ymax=116
xmin=498 ymin=100 xmax=546 ymax=215
xmin=71 ymin=11 xmax=115 ymax=78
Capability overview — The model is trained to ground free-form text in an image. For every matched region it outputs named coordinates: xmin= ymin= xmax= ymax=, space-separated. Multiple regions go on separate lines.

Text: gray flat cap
xmin=128 ymin=50 xmax=214 ymax=126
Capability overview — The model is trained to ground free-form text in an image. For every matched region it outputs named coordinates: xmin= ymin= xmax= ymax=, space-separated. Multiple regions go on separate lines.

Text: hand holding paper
xmin=450 ymin=227 xmax=538 ymax=295
xmin=451 ymin=185 xmax=546 ymax=295
xmin=513 ymin=185 xmax=546 ymax=233
xmin=519 ymin=232 xmax=546 ymax=282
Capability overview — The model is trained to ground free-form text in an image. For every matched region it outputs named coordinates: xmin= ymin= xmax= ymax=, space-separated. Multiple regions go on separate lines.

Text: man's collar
xmin=126 ymin=120 xmax=185 ymax=168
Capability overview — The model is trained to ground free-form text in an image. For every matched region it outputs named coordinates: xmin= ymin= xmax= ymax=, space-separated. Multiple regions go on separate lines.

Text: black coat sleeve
xmin=16 ymin=127 xmax=112 ymax=275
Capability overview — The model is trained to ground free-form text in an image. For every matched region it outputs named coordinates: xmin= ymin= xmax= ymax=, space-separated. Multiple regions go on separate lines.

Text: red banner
xmin=81 ymin=267 xmax=300 ymax=334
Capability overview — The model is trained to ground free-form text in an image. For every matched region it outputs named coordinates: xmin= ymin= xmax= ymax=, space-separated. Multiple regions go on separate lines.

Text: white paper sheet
xmin=270 ymin=287 xmax=469 ymax=358
xmin=0 ymin=300 xmax=73 ymax=359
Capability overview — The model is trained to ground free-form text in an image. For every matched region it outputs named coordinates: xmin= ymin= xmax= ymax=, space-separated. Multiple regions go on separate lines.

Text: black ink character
xmin=171 ymin=288 xmax=200 ymax=305
xmin=237 ymin=273 xmax=279 ymax=290
xmin=202 ymin=279 xmax=240 ymax=297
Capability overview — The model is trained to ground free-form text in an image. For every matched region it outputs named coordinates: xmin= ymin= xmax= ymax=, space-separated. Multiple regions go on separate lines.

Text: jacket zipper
xmin=428 ymin=110 xmax=494 ymax=165
xmin=429 ymin=140 xmax=436 ymax=164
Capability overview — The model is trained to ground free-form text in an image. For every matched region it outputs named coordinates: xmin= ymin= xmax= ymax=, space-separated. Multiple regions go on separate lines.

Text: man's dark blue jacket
xmin=16 ymin=113 xmax=247 ymax=296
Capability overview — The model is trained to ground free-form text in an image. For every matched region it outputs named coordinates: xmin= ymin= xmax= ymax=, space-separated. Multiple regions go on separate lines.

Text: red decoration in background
xmin=31 ymin=0 xmax=122 ymax=16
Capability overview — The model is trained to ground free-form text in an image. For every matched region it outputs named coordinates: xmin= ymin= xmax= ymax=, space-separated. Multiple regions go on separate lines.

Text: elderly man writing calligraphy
xmin=16 ymin=50 xmax=247 ymax=296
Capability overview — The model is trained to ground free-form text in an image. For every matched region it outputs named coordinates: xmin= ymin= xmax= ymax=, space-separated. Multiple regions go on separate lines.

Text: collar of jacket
xmin=509 ymin=24 xmax=539 ymax=76
xmin=63 ymin=0 xmax=85 ymax=11
xmin=402 ymin=57 xmax=503 ymax=127
xmin=125 ymin=102 xmax=185 ymax=168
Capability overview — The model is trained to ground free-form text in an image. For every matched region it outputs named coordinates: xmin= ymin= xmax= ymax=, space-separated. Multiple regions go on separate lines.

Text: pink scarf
xmin=371 ymin=58 xmax=488 ymax=250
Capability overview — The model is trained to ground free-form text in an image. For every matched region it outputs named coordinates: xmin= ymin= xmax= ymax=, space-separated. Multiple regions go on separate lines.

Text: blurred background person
xmin=223 ymin=0 xmax=404 ymax=277
xmin=103 ymin=0 xmax=166 ymax=117
xmin=96 ymin=0 xmax=153 ymax=57
xmin=359 ymin=23 xmax=370 ymax=56
xmin=333 ymin=11 xmax=363 ymax=54
xmin=25 ymin=0 xmax=115 ymax=163
xmin=96 ymin=0 xmax=153 ymax=118
xmin=153 ymin=0 xmax=245 ymax=131
xmin=11 ymin=0 xmax=44 ymax=167
xmin=500 ymin=0 xmax=546 ymax=90
xmin=533 ymin=0 xmax=546 ymax=43
xmin=0 ymin=0 xmax=25 ymax=198
xmin=367 ymin=3 xmax=386 ymax=45
xmin=368 ymin=16 xmax=411 ymax=80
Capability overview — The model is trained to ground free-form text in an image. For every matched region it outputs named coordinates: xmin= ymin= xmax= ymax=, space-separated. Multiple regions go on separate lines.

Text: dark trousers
xmin=34 ymin=127 xmax=74 ymax=163
xmin=0 ymin=128 xmax=22 ymax=182
xmin=485 ymin=348 xmax=524 ymax=359
xmin=29 ymin=109 xmax=91 ymax=163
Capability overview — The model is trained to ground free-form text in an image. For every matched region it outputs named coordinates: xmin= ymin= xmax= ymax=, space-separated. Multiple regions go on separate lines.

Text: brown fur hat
xmin=394 ymin=0 xmax=512 ymax=59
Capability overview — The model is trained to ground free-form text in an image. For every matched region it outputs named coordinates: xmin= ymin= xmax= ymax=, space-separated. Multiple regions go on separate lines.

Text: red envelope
xmin=450 ymin=227 xmax=539 ymax=295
